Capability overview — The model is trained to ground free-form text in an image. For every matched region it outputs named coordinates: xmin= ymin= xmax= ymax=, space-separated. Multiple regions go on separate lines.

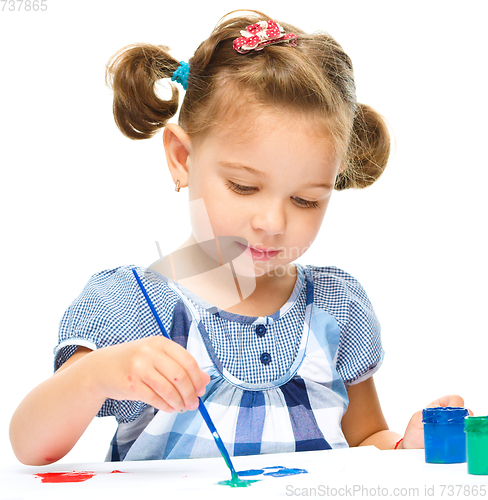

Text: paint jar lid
xmin=464 ymin=416 xmax=488 ymax=433
xmin=422 ymin=406 xmax=469 ymax=424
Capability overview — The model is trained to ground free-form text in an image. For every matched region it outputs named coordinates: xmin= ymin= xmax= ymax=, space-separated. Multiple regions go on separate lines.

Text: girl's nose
xmin=251 ymin=200 xmax=286 ymax=235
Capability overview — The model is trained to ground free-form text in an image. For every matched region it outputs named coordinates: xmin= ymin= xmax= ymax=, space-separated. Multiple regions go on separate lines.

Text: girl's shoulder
xmin=79 ymin=264 xmax=172 ymax=294
xmin=302 ymin=264 xmax=376 ymax=318
xmin=64 ymin=264 xmax=179 ymax=325
xmin=304 ymin=264 xmax=369 ymax=293
xmin=79 ymin=263 xmax=137 ymax=288
xmin=56 ymin=265 xmax=180 ymax=366
xmin=82 ymin=263 xmax=146 ymax=280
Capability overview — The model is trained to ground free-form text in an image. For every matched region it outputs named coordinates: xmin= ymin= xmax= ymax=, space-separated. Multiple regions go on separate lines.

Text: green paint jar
xmin=465 ymin=416 xmax=488 ymax=475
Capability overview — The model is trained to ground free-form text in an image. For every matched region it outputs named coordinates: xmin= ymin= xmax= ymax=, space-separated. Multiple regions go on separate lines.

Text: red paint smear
xmin=110 ymin=470 xmax=126 ymax=474
xmin=34 ymin=471 xmax=96 ymax=483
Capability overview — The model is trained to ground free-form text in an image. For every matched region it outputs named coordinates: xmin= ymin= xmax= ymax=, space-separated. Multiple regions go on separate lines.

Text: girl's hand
xmin=87 ymin=337 xmax=211 ymax=413
xmin=401 ymin=395 xmax=473 ymax=449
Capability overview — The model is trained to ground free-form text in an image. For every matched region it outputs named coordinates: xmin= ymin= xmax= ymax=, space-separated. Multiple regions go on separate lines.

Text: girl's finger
xmin=136 ymin=379 xmax=177 ymax=413
xmin=150 ymin=354 xmax=201 ymax=411
xmin=426 ymin=394 xmax=465 ymax=408
xmin=159 ymin=341 xmax=210 ymax=401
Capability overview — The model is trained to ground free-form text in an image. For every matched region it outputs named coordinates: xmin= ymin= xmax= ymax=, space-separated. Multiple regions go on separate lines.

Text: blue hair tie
xmin=171 ymin=61 xmax=190 ymax=90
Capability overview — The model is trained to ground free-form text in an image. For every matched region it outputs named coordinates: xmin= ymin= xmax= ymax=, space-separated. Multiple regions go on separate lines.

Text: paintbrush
xmin=131 ymin=268 xmax=238 ymax=480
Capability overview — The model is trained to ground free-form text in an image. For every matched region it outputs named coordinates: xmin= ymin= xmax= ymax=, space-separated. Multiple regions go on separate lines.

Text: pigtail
xmin=335 ymin=104 xmax=391 ymax=190
xmin=105 ymin=44 xmax=181 ymax=140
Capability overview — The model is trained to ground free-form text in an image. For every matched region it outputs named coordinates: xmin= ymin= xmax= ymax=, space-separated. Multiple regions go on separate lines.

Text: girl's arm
xmin=9 ymin=337 xmax=210 ymax=466
xmin=341 ymin=376 xmax=402 ymax=449
xmin=10 ymin=347 xmax=107 ymax=466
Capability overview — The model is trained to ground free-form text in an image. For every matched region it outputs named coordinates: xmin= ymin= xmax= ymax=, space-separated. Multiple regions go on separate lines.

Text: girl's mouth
xmin=237 ymin=242 xmax=280 ymax=261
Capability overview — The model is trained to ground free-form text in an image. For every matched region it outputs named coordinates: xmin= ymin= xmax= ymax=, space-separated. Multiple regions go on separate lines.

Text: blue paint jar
xmin=422 ymin=406 xmax=469 ymax=463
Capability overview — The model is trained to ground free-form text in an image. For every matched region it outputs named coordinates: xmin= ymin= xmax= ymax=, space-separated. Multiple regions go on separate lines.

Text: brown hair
xmin=105 ymin=10 xmax=391 ymax=190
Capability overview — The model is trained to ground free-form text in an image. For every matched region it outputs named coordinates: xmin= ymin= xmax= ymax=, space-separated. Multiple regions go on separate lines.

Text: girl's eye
xmin=226 ymin=181 xmax=320 ymax=209
xmin=292 ymin=196 xmax=321 ymax=209
xmin=225 ymin=181 xmax=256 ymax=194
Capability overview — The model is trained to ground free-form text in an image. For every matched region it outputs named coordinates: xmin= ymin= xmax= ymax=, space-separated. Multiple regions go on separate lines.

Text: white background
xmin=0 ymin=0 xmax=486 ymax=468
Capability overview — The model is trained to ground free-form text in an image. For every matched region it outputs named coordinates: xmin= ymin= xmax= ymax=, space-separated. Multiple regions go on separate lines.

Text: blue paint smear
xmin=238 ymin=466 xmax=308 ymax=478
xmin=238 ymin=469 xmax=264 ymax=476
xmin=264 ymin=468 xmax=308 ymax=477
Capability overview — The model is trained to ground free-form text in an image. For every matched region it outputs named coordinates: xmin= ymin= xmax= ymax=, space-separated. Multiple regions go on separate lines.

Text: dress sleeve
xmin=335 ymin=271 xmax=384 ymax=386
xmin=53 ymin=265 xmax=164 ymax=423
xmin=311 ymin=266 xmax=384 ymax=386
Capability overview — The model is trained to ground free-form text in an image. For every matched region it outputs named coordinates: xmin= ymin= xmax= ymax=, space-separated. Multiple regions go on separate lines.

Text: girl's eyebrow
xmin=218 ymin=161 xmax=333 ymax=190
xmin=219 ymin=161 xmax=266 ymax=177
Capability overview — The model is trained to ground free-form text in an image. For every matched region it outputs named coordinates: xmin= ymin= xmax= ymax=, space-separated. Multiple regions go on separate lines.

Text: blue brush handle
xmin=131 ymin=268 xmax=237 ymax=478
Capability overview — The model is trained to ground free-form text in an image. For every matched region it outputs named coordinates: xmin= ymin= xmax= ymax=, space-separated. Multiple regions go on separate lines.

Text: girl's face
xmin=185 ymin=109 xmax=342 ymax=280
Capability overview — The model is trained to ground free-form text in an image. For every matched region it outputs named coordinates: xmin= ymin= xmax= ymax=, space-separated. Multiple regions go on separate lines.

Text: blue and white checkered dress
xmin=54 ymin=263 xmax=383 ymax=461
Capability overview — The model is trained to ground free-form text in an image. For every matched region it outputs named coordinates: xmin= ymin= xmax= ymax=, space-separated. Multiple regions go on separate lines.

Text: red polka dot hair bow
xmin=233 ymin=20 xmax=297 ymax=54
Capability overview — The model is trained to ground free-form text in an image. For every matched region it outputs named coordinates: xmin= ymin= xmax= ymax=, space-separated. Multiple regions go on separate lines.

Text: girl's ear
xmin=163 ymin=124 xmax=192 ymax=188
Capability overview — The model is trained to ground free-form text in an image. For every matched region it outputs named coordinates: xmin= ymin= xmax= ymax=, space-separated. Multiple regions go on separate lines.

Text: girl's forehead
xmin=186 ymin=81 xmax=347 ymax=155
xmin=196 ymin=106 xmax=335 ymax=150
xmin=192 ymin=109 xmax=342 ymax=179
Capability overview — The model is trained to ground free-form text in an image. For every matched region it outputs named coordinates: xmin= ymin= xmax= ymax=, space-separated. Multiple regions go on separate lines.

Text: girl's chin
xmin=234 ymin=262 xmax=290 ymax=280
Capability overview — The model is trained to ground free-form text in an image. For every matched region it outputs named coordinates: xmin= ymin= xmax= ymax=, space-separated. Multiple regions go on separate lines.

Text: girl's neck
xmin=223 ymin=264 xmax=297 ymax=317
xmin=170 ymin=236 xmax=298 ymax=316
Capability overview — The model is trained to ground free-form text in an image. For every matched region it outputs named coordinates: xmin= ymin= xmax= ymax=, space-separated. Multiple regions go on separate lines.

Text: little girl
xmin=10 ymin=10 xmax=467 ymax=465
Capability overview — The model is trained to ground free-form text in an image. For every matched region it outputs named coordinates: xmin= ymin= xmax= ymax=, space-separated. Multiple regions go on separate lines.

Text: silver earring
xmin=175 ymin=180 xmax=181 ymax=192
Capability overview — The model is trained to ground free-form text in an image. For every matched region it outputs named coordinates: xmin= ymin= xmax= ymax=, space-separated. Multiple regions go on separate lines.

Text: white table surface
xmin=2 ymin=447 xmax=487 ymax=499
